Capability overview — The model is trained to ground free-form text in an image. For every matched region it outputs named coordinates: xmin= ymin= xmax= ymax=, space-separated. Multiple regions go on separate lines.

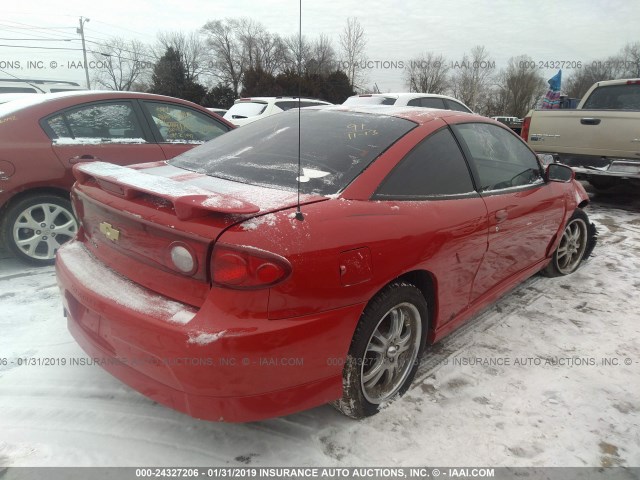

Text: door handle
xmin=69 ymin=154 xmax=98 ymax=164
xmin=580 ymin=118 xmax=601 ymax=125
xmin=495 ymin=210 xmax=508 ymax=223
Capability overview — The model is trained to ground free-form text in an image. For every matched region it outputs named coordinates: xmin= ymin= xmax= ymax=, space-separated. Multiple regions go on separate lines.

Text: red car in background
xmin=0 ymin=91 xmax=234 ymax=265
xmin=56 ymin=106 xmax=596 ymax=422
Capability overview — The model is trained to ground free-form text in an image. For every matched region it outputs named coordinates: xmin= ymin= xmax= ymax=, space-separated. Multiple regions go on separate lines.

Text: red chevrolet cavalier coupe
xmin=56 ymin=106 xmax=596 ymax=422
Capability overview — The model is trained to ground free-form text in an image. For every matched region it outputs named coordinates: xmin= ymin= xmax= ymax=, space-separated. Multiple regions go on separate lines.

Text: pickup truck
xmin=491 ymin=116 xmax=523 ymax=134
xmin=521 ymin=78 xmax=640 ymax=190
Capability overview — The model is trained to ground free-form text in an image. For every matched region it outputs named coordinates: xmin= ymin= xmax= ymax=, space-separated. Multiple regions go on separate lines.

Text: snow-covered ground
xmin=1 ymin=189 xmax=639 ymax=467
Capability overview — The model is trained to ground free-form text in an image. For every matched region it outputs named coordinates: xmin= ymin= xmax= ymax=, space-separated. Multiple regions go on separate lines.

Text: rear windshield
xmin=170 ymin=109 xmax=416 ymax=195
xmin=343 ymin=96 xmax=397 ymax=106
xmin=582 ymin=84 xmax=640 ymax=110
xmin=223 ymin=101 xmax=268 ymax=120
xmin=0 ymin=87 xmax=39 ymax=93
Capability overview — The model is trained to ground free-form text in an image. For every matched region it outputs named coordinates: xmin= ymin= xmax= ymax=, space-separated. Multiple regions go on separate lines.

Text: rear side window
xmin=274 ymin=101 xmax=300 ymax=111
xmin=143 ymin=102 xmax=229 ymax=143
xmin=49 ymin=88 xmax=83 ymax=93
xmin=45 ymin=102 xmax=145 ymax=143
xmin=276 ymin=100 xmax=329 ymax=111
xmin=0 ymin=87 xmax=38 ymax=93
xmin=375 ymin=128 xmax=475 ymax=199
xmin=444 ymin=99 xmax=472 ymax=112
xmin=408 ymin=97 xmax=446 ymax=109
xmin=581 ymin=84 xmax=640 ymax=110
xmin=343 ymin=96 xmax=396 ymax=106
xmin=170 ymin=109 xmax=416 ymax=195
xmin=452 ymin=123 xmax=543 ymax=192
xmin=224 ymin=102 xmax=268 ymax=120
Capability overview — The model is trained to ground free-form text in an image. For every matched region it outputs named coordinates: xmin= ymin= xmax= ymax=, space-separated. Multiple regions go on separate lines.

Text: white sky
xmin=1 ymin=0 xmax=639 ymax=91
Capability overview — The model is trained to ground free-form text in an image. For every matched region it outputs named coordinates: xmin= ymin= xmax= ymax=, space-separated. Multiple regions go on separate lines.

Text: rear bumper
xmin=572 ymin=165 xmax=640 ymax=181
xmin=56 ymin=241 xmax=363 ymax=422
xmin=550 ymin=153 xmax=640 ymax=182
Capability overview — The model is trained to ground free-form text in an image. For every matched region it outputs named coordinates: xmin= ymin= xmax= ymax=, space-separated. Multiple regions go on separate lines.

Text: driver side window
xmin=452 ymin=123 xmax=543 ymax=192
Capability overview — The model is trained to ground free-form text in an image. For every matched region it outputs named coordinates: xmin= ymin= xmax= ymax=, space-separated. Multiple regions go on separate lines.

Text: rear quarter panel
xmin=0 ymin=113 xmax=69 ymax=208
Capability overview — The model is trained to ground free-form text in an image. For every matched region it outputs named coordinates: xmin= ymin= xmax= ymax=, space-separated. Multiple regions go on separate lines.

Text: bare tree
xmin=479 ymin=86 xmax=509 ymax=117
xmin=339 ymin=17 xmax=367 ymax=90
xmin=565 ymin=56 xmax=623 ymax=98
xmin=450 ymin=46 xmax=495 ymax=111
xmin=565 ymin=42 xmax=640 ymax=98
xmin=307 ymin=34 xmax=336 ymax=75
xmin=236 ymin=18 xmax=266 ymax=72
xmin=283 ymin=33 xmax=313 ymax=73
xmin=156 ymin=31 xmax=208 ymax=84
xmin=202 ymin=19 xmax=245 ymax=95
xmin=91 ymin=37 xmax=151 ymax=91
xmin=497 ymin=56 xmax=546 ymax=117
xmin=404 ymin=53 xmax=450 ymax=94
xmin=620 ymin=42 xmax=640 ymax=77
xmin=238 ymin=20 xmax=288 ymax=75
xmin=202 ymin=18 xmax=289 ymax=94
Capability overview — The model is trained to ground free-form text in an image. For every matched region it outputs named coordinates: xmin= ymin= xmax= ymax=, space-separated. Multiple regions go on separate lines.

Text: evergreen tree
xmin=150 ymin=47 xmax=207 ymax=104
xmin=150 ymin=47 xmax=185 ymax=98
xmin=202 ymin=84 xmax=237 ymax=109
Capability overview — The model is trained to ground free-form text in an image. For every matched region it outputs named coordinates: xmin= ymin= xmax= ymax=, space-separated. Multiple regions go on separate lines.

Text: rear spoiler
xmin=73 ymin=162 xmax=260 ymax=219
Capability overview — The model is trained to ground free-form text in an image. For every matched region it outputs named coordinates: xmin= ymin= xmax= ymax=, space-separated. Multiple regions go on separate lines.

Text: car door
xmin=44 ymin=100 xmax=166 ymax=168
xmin=450 ymin=122 xmax=566 ymax=302
xmin=140 ymin=101 xmax=231 ymax=159
xmin=373 ymin=126 xmax=489 ymax=327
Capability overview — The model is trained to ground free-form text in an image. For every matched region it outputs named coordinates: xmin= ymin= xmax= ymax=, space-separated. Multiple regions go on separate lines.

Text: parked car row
xmin=223 ymin=97 xmax=333 ymax=126
xmin=0 ymin=89 xmax=482 ymax=266
xmin=1 ymin=88 xmax=597 ymax=422
xmin=0 ymin=91 xmax=234 ymax=265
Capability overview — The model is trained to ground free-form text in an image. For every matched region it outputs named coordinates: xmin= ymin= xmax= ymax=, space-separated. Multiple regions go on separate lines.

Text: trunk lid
xmin=72 ymin=161 xmax=326 ymax=306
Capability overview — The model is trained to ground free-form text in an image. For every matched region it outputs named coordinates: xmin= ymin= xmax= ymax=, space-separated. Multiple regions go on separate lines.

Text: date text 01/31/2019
xmin=134 ymin=467 xmax=496 ymax=478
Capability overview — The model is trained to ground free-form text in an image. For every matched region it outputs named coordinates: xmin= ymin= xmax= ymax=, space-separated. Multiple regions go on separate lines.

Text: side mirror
xmin=537 ymin=153 xmax=555 ymax=166
xmin=546 ymin=163 xmax=574 ymax=183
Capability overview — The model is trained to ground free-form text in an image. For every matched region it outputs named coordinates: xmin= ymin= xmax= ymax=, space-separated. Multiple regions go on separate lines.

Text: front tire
xmin=542 ymin=209 xmax=596 ymax=277
xmin=333 ymin=282 xmax=428 ymax=419
xmin=1 ymin=194 xmax=78 ymax=266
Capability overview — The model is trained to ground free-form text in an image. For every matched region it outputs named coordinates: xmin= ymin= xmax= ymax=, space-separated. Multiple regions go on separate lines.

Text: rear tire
xmin=1 ymin=194 xmax=78 ymax=266
xmin=332 ymin=282 xmax=428 ymax=419
xmin=542 ymin=209 xmax=596 ymax=277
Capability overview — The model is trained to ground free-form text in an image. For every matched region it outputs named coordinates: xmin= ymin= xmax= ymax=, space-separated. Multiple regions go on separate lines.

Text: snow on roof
xmin=78 ymin=162 xmax=215 ymax=199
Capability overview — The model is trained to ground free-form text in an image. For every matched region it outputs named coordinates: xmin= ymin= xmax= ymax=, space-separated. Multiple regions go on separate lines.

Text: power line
xmin=0 ymin=25 xmax=63 ymax=41
xmin=0 ymin=43 xmax=154 ymax=66
xmin=0 ymin=21 xmax=78 ymax=40
xmin=0 ymin=37 xmax=77 ymax=41
xmin=91 ymin=19 xmax=157 ymax=40
xmin=0 ymin=43 xmax=110 ymax=55
xmin=84 ymin=39 xmax=159 ymax=61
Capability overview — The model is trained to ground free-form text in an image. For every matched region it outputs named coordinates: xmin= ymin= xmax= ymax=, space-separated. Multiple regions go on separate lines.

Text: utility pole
xmin=77 ymin=17 xmax=91 ymax=89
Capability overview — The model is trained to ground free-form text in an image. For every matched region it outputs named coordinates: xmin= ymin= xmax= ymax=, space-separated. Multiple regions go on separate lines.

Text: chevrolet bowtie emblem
xmin=99 ymin=222 xmax=120 ymax=242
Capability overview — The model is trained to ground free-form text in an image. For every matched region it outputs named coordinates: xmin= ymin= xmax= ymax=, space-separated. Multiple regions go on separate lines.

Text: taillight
xmin=211 ymin=244 xmax=291 ymax=289
xmin=521 ymin=116 xmax=531 ymax=141
xmin=626 ymin=80 xmax=640 ymax=85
